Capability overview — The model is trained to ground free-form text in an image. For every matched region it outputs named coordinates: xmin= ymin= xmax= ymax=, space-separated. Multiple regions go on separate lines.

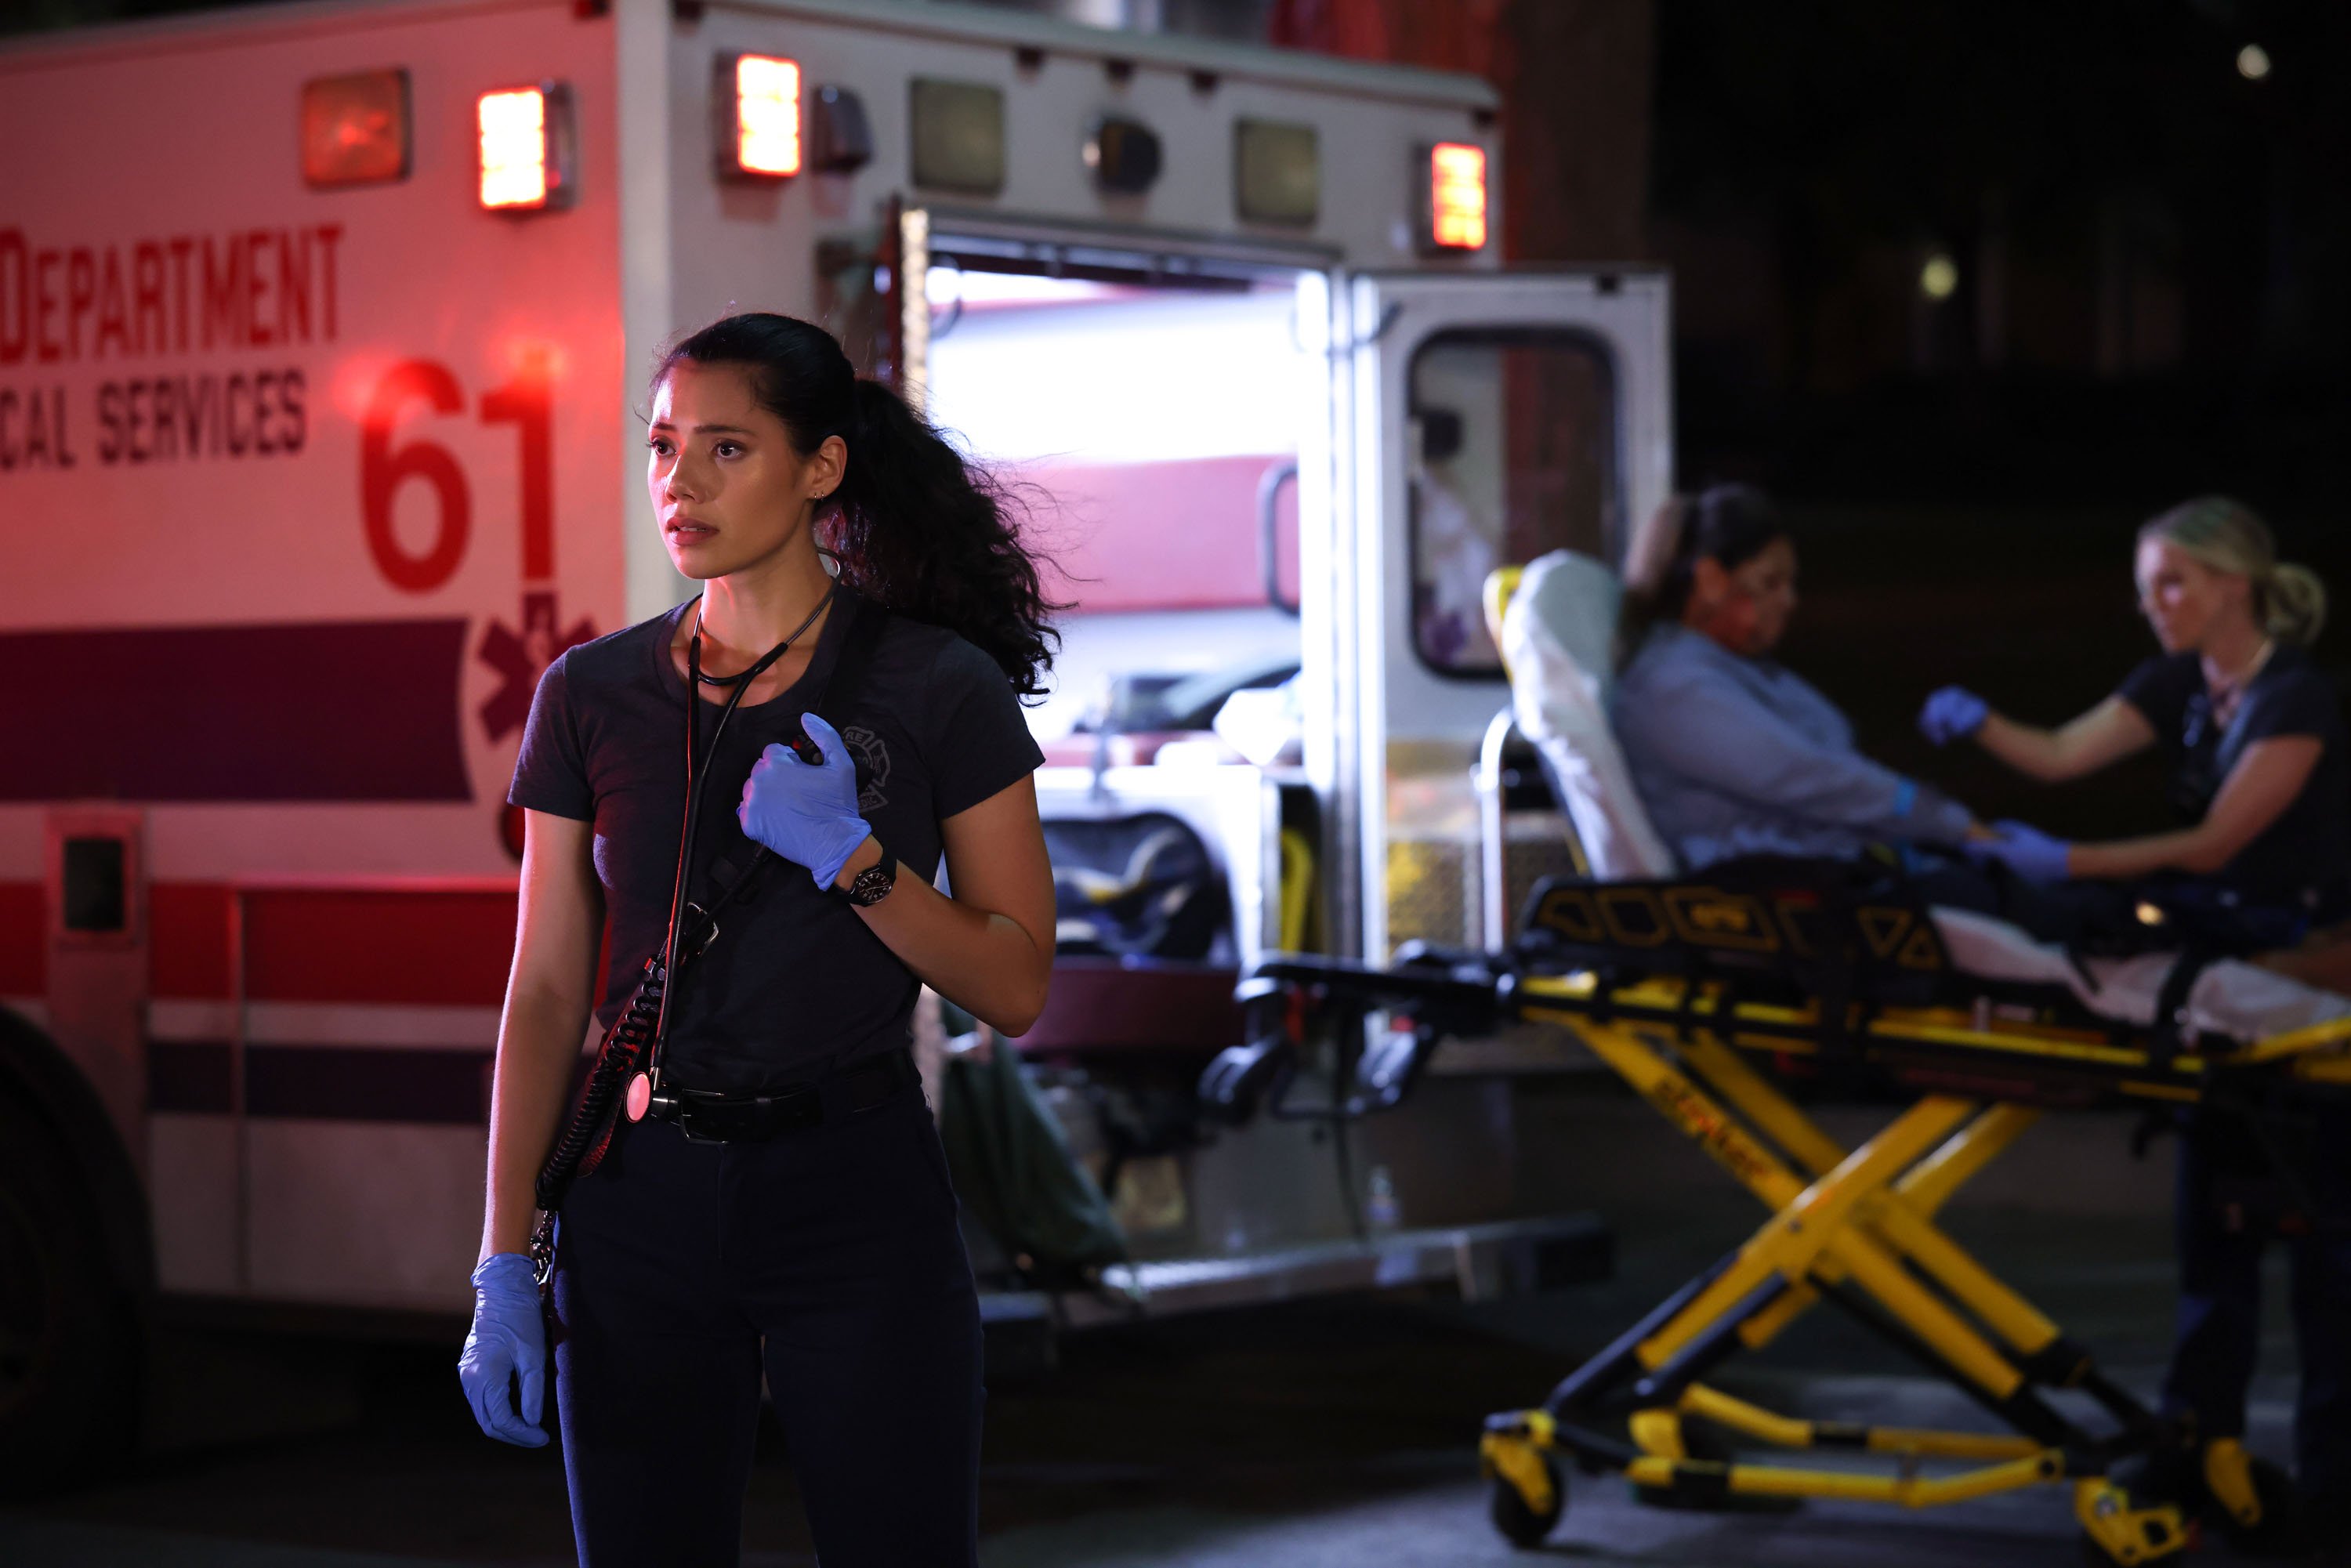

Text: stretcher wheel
xmin=2214 ymin=1458 xmax=2298 ymax=1555
xmin=1487 ymin=1453 xmax=1564 ymax=1549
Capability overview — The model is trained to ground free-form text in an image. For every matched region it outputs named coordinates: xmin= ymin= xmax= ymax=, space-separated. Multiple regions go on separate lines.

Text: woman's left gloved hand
xmin=738 ymin=713 xmax=873 ymax=889
xmin=458 ymin=1251 xmax=549 ymax=1447
xmin=1965 ymin=820 xmax=2073 ymax=884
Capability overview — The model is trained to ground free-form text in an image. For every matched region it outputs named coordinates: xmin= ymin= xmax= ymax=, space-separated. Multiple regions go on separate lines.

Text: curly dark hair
xmin=654 ymin=312 xmax=1063 ymax=697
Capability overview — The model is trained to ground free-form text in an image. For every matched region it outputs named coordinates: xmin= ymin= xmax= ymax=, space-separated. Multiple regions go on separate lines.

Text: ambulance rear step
xmin=978 ymin=1211 xmax=1611 ymax=1333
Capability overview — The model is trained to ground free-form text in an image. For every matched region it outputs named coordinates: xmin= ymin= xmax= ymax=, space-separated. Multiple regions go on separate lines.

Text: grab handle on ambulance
xmin=1257 ymin=459 xmax=1301 ymax=618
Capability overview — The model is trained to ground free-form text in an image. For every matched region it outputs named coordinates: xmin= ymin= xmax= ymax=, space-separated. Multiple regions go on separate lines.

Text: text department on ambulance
xmin=0 ymin=225 xmax=342 ymax=472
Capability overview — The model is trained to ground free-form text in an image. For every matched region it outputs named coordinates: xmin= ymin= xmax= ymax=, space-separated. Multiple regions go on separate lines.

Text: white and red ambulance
xmin=0 ymin=0 xmax=1670 ymax=1482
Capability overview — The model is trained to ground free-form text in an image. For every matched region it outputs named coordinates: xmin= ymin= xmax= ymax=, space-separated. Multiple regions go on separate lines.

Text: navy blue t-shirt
xmin=508 ymin=590 xmax=1044 ymax=1091
xmin=2114 ymin=645 xmax=2351 ymax=911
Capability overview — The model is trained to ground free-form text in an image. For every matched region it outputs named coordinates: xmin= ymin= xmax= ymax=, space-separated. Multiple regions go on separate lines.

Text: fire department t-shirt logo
xmin=842 ymin=725 xmax=890 ymax=813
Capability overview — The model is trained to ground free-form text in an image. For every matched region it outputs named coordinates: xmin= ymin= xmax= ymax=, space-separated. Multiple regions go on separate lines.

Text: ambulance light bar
xmin=478 ymin=82 xmax=578 ymax=212
xmin=301 ymin=69 xmax=411 ymax=188
xmin=719 ymin=53 xmax=801 ymax=179
xmin=1424 ymin=141 xmax=1488 ymax=252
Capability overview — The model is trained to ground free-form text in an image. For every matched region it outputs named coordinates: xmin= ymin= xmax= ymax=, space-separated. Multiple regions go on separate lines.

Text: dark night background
xmin=10 ymin=0 xmax=2348 ymax=834
xmin=1646 ymin=0 xmax=2351 ymax=837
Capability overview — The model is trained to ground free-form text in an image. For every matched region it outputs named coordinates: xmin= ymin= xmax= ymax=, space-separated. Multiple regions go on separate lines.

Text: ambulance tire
xmin=2215 ymin=1458 xmax=2299 ymax=1555
xmin=0 ymin=1092 xmax=141 ymax=1497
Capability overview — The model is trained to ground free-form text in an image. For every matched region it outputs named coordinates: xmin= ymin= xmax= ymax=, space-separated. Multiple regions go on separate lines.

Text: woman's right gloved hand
xmin=458 ymin=1251 xmax=549 ymax=1447
xmin=1917 ymin=686 xmax=1990 ymax=746
xmin=1965 ymin=820 xmax=2073 ymax=885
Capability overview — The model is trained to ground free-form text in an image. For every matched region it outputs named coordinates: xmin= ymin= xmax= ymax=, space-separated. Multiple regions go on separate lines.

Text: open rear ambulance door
xmin=1329 ymin=270 xmax=1672 ymax=964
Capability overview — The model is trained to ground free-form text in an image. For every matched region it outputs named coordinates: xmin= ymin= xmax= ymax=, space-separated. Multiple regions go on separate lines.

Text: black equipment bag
xmin=939 ymin=1037 xmax=1130 ymax=1287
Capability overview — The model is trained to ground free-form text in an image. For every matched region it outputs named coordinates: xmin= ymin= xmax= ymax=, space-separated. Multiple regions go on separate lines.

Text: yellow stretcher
xmin=1206 ymin=865 xmax=2351 ymax=1564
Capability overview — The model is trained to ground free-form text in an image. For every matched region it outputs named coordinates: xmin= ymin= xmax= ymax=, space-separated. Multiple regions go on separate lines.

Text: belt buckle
xmin=674 ymin=1095 xmax=741 ymax=1144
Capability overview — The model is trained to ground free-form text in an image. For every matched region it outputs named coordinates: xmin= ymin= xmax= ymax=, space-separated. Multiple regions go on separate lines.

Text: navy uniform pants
xmin=2159 ymin=1099 xmax=2351 ymax=1515
xmin=552 ymin=1081 xmax=983 ymax=1566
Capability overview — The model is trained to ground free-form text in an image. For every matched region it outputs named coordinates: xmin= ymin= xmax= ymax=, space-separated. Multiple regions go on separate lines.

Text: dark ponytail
xmin=655 ymin=312 xmax=1063 ymax=697
xmin=1618 ymin=483 xmax=1787 ymax=657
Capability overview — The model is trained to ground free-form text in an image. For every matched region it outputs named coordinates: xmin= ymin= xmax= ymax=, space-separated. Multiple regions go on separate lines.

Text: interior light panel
xmin=910 ymin=78 xmax=1005 ymax=195
xmin=301 ymin=69 xmax=411 ymax=188
xmin=1234 ymin=119 xmax=1319 ymax=226
xmin=726 ymin=53 xmax=802 ymax=177
xmin=1427 ymin=142 xmax=1488 ymax=251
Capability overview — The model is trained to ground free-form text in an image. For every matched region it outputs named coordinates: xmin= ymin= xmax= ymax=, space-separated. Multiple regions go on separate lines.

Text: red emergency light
xmin=301 ymin=69 xmax=411 ymax=188
xmin=478 ymin=83 xmax=577 ymax=212
xmin=1425 ymin=142 xmax=1488 ymax=252
xmin=720 ymin=53 xmax=802 ymax=178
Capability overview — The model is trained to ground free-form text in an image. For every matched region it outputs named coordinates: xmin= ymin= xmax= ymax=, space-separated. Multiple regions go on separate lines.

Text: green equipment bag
xmin=940 ymin=1037 xmax=1129 ymax=1288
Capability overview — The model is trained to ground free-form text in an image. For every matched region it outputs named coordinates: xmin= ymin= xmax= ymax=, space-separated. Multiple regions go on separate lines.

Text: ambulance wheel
xmin=2214 ymin=1459 xmax=2299 ymax=1555
xmin=1488 ymin=1453 xmax=1565 ymax=1548
xmin=0 ymin=1094 xmax=139 ymax=1496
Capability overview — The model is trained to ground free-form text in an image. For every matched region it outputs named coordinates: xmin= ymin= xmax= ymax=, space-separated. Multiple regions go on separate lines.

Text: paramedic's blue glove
xmin=1965 ymin=820 xmax=2073 ymax=885
xmin=458 ymin=1252 xmax=548 ymax=1447
xmin=1917 ymin=686 xmax=1989 ymax=746
xmin=738 ymin=713 xmax=873 ymax=890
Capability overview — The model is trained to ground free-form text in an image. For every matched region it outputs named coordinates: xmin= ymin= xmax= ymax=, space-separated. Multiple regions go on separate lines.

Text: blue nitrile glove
xmin=1965 ymin=820 xmax=2073 ymax=885
xmin=738 ymin=712 xmax=873 ymax=891
xmin=1917 ymin=686 xmax=1990 ymax=746
xmin=458 ymin=1251 xmax=548 ymax=1447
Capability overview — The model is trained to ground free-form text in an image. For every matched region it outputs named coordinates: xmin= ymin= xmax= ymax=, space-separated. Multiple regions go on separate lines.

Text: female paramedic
xmin=456 ymin=313 xmax=1056 ymax=1566
xmin=1920 ymin=496 xmax=2349 ymax=932
xmin=1918 ymin=495 xmax=2351 ymax=1545
xmin=1611 ymin=483 xmax=1982 ymax=871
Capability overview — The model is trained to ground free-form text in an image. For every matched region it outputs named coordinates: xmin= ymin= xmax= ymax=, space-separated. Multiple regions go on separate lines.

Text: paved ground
xmin=0 ymin=1204 xmax=2318 ymax=1566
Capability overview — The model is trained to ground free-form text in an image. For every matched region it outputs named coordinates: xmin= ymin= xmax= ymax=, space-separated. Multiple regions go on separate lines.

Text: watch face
xmin=849 ymin=861 xmax=896 ymax=905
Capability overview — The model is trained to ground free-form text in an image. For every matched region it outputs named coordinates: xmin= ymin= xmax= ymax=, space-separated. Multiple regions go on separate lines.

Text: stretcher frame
xmin=1222 ymin=873 xmax=2351 ymax=1565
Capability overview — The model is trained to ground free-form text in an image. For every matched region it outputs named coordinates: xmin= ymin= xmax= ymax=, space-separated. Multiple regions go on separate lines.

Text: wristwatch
xmin=839 ymin=846 xmax=898 ymax=907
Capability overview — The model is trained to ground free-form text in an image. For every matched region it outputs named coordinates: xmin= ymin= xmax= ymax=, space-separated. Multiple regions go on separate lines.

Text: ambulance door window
xmin=1406 ymin=330 xmax=1617 ymax=677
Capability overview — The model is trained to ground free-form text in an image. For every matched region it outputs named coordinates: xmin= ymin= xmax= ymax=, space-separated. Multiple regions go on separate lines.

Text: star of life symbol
xmin=478 ymin=589 xmax=598 ymax=743
xmin=842 ymin=724 xmax=890 ymax=813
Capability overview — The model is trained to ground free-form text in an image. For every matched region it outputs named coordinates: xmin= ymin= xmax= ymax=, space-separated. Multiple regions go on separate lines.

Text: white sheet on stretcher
xmin=1929 ymin=907 xmax=2351 ymax=1045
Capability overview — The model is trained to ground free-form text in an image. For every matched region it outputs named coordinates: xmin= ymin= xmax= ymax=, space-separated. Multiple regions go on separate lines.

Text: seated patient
xmin=1613 ymin=484 xmax=1976 ymax=871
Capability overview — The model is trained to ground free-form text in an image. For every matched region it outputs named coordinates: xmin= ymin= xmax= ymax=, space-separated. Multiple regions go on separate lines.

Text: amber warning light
xmin=479 ymin=83 xmax=577 ymax=212
xmin=1427 ymin=142 xmax=1488 ymax=252
xmin=726 ymin=54 xmax=802 ymax=178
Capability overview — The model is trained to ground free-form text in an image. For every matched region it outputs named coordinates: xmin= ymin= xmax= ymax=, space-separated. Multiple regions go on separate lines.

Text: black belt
xmin=648 ymin=1049 xmax=918 ymax=1144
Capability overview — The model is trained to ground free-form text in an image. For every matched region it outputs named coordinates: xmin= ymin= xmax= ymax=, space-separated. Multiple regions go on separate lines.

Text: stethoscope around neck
xmin=626 ymin=584 xmax=836 ymax=1121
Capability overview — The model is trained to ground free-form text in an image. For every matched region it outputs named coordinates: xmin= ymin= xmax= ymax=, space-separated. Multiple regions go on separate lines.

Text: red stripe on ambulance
xmin=235 ymin=885 xmax=516 ymax=1006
